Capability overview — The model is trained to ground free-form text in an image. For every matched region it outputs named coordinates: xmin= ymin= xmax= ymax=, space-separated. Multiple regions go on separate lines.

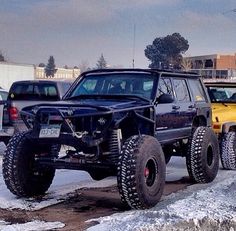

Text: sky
xmin=0 ymin=0 xmax=236 ymax=69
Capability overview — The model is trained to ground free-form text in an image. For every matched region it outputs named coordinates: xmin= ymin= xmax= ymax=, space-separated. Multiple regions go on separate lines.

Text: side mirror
xmin=157 ymin=93 xmax=174 ymax=104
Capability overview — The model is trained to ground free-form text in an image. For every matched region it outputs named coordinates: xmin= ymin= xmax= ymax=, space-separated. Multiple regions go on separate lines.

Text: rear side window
xmin=9 ymin=83 xmax=59 ymax=100
xmin=157 ymin=78 xmax=174 ymax=98
xmin=173 ymin=79 xmax=190 ymax=102
xmin=188 ymin=79 xmax=207 ymax=102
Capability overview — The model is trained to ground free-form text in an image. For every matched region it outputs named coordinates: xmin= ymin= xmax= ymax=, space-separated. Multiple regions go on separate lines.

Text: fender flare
xmin=222 ymin=122 xmax=236 ymax=134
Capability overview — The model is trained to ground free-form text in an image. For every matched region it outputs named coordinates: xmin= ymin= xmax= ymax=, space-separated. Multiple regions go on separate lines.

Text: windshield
xmin=68 ymin=73 xmax=156 ymax=100
xmin=207 ymin=85 xmax=236 ymax=103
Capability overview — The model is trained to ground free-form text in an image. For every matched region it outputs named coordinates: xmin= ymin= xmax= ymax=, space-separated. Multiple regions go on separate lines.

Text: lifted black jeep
xmin=3 ymin=69 xmax=219 ymax=209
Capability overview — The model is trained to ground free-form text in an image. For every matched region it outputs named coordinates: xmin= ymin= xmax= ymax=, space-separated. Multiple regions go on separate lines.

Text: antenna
xmin=132 ymin=24 xmax=136 ymax=68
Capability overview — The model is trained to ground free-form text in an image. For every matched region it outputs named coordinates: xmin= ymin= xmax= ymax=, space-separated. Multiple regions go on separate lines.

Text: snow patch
xmin=0 ymin=154 xmax=116 ymax=210
xmin=87 ymin=170 xmax=236 ymax=231
xmin=0 ymin=220 xmax=64 ymax=231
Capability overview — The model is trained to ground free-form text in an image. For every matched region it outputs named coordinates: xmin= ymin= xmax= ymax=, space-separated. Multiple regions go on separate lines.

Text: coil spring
xmin=109 ymin=130 xmax=120 ymax=164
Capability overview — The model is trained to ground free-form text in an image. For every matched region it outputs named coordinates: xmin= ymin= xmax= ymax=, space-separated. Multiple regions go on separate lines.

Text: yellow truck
xmin=205 ymin=81 xmax=236 ymax=170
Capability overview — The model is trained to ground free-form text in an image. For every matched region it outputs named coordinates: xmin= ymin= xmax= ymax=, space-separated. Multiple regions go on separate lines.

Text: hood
xmin=21 ymin=97 xmax=151 ymax=118
xmin=211 ymin=103 xmax=236 ymax=123
xmin=24 ymin=97 xmax=149 ymax=111
xmin=62 ymin=98 xmax=148 ymax=109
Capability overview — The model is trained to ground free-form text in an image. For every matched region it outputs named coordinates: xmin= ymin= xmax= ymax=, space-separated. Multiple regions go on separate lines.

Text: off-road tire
xmin=117 ymin=135 xmax=166 ymax=209
xmin=3 ymin=131 xmax=56 ymax=197
xmin=186 ymin=126 xmax=219 ymax=183
xmin=220 ymin=131 xmax=236 ymax=170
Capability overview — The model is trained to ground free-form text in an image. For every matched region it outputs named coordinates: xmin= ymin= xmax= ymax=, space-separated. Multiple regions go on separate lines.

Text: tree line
xmin=0 ymin=32 xmax=191 ymax=77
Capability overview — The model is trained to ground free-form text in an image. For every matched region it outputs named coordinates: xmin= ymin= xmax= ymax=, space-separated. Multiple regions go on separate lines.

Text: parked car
xmin=0 ymin=88 xmax=8 ymax=101
xmin=0 ymin=79 xmax=72 ymax=145
xmin=3 ymin=69 xmax=219 ymax=209
xmin=205 ymin=81 xmax=236 ymax=170
xmin=0 ymin=88 xmax=8 ymax=134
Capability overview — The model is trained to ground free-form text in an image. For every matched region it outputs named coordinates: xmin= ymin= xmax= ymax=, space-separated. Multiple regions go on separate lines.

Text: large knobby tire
xmin=117 ymin=135 xmax=166 ymax=209
xmin=186 ymin=126 xmax=219 ymax=183
xmin=3 ymin=131 xmax=56 ymax=197
xmin=220 ymin=131 xmax=236 ymax=170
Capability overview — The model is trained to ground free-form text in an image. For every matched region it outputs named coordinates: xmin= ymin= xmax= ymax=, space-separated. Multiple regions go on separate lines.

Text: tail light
xmin=9 ymin=106 xmax=19 ymax=120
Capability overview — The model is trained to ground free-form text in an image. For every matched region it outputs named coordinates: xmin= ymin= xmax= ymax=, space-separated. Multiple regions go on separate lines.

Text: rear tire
xmin=220 ymin=131 xmax=236 ymax=170
xmin=3 ymin=131 xmax=56 ymax=197
xmin=186 ymin=126 xmax=219 ymax=183
xmin=117 ymin=135 xmax=166 ymax=209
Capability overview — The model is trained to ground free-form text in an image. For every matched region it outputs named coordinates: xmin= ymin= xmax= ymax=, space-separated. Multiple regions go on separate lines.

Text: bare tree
xmin=79 ymin=60 xmax=90 ymax=73
xmin=181 ymin=56 xmax=192 ymax=71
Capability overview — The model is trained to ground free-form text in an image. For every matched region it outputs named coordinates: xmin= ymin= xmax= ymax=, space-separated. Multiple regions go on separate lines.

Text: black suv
xmin=3 ymin=69 xmax=219 ymax=209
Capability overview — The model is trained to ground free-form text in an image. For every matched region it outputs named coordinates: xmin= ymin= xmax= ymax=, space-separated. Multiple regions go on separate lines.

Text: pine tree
xmin=96 ymin=54 xmax=107 ymax=69
xmin=0 ymin=51 xmax=5 ymax=62
xmin=45 ymin=56 xmax=57 ymax=78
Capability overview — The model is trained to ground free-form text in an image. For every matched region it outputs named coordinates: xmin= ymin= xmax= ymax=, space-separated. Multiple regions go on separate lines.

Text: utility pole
xmin=132 ymin=24 xmax=136 ymax=68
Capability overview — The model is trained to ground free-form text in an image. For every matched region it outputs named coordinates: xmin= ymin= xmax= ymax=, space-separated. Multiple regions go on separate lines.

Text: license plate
xmin=39 ymin=125 xmax=61 ymax=138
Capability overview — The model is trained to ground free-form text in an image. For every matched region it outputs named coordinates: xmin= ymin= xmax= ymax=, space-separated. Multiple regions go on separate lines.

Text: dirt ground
xmin=0 ymin=177 xmax=191 ymax=231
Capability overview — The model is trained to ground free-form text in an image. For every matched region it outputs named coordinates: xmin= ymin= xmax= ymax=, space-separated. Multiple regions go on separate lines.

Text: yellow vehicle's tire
xmin=221 ymin=131 xmax=236 ymax=170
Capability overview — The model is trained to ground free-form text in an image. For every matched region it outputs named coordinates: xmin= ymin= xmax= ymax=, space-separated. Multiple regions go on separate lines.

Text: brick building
xmin=186 ymin=54 xmax=236 ymax=79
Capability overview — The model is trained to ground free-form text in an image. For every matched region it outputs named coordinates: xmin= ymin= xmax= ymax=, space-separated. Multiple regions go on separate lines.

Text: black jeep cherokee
xmin=3 ymin=69 xmax=219 ymax=209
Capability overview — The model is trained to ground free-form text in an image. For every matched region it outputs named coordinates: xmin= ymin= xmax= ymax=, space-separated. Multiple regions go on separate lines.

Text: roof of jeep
xmin=81 ymin=68 xmax=200 ymax=78
xmin=204 ymin=81 xmax=236 ymax=87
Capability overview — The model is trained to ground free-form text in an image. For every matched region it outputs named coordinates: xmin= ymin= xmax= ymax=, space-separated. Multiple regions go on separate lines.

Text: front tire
xmin=3 ymin=131 xmax=56 ymax=197
xmin=220 ymin=131 xmax=236 ymax=170
xmin=186 ymin=126 xmax=219 ymax=183
xmin=117 ymin=135 xmax=166 ymax=209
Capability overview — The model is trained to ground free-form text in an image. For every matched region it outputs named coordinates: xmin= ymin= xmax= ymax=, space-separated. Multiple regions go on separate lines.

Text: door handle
xmin=188 ymin=105 xmax=195 ymax=109
xmin=172 ymin=105 xmax=180 ymax=110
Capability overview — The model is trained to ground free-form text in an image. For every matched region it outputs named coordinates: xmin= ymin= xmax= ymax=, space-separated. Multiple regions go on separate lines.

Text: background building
xmin=185 ymin=54 xmax=236 ymax=79
xmin=0 ymin=62 xmax=81 ymax=90
xmin=0 ymin=62 xmax=34 ymax=90
xmin=35 ymin=67 xmax=80 ymax=79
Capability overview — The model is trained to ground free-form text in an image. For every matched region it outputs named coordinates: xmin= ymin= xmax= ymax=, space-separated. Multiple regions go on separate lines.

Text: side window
xmin=188 ymin=79 xmax=207 ymax=102
xmin=173 ymin=79 xmax=190 ymax=102
xmin=157 ymin=78 xmax=174 ymax=97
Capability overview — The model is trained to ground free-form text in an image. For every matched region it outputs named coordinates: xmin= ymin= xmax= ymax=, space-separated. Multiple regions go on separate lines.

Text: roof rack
xmin=81 ymin=68 xmax=199 ymax=76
